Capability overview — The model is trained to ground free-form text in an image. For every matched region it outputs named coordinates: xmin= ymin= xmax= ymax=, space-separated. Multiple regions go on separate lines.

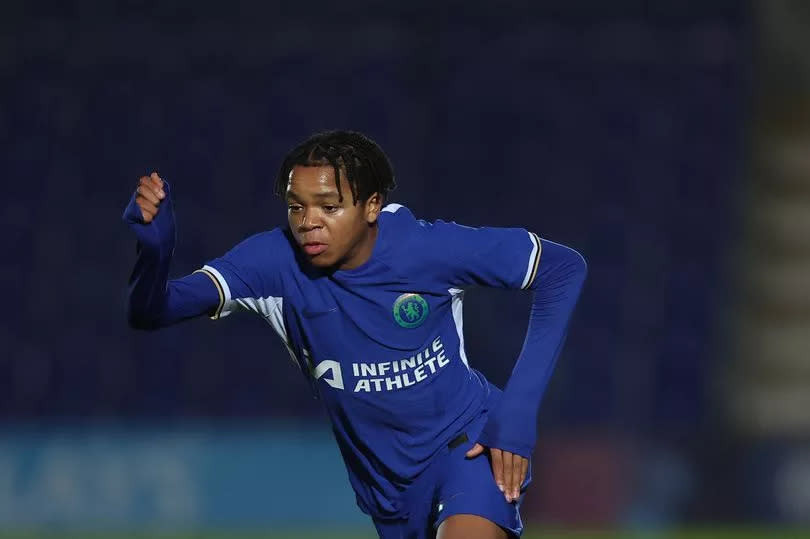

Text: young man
xmin=123 ymin=130 xmax=586 ymax=539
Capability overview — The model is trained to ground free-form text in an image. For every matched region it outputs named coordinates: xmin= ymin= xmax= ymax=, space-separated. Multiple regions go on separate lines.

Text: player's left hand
xmin=466 ymin=443 xmax=527 ymax=503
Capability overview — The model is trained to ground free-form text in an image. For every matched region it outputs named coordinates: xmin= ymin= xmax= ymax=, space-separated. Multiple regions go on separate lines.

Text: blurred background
xmin=2 ymin=0 xmax=809 ymax=537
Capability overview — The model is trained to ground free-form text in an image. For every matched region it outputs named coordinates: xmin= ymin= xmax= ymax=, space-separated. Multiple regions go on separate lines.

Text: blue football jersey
xmin=195 ymin=204 xmax=541 ymax=518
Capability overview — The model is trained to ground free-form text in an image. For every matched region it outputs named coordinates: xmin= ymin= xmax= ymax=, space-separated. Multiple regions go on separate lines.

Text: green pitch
xmin=1 ymin=529 xmax=809 ymax=539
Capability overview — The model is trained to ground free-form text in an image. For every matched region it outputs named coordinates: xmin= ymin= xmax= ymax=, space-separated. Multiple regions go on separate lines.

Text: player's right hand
xmin=133 ymin=172 xmax=166 ymax=223
xmin=123 ymin=171 xmax=176 ymax=251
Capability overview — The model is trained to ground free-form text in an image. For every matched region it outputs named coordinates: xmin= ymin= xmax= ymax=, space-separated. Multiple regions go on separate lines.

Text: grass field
xmin=1 ymin=529 xmax=809 ymax=539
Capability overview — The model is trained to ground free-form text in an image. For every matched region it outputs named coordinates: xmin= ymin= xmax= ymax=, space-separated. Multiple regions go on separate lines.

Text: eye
xmin=288 ymin=204 xmax=303 ymax=212
xmin=323 ymin=205 xmax=339 ymax=213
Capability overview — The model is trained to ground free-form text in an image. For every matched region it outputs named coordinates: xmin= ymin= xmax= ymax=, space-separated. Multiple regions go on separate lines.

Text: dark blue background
xmin=1 ymin=1 xmax=745 ymax=440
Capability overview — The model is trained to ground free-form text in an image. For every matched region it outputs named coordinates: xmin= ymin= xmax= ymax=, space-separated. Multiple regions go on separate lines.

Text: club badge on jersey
xmin=393 ymin=293 xmax=429 ymax=328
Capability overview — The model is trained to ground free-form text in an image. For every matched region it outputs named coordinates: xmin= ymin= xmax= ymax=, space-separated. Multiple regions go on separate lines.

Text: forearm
xmin=126 ymin=245 xmax=210 ymax=332
xmin=123 ymin=180 xmax=219 ymax=330
xmin=478 ymin=239 xmax=587 ymax=456
xmin=126 ymin=238 xmax=169 ymax=329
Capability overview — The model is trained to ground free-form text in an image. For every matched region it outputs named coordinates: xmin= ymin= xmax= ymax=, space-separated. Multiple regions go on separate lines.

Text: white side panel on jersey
xmin=382 ymin=203 xmax=403 ymax=213
xmin=448 ymin=288 xmax=470 ymax=369
xmin=202 ymin=264 xmax=234 ymax=317
xmin=234 ymin=295 xmax=301 ymax=368
xmin=201 ymin=266 xmax=301 ymax=368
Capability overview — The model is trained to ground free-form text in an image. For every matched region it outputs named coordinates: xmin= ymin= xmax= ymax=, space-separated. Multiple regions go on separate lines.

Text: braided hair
xmin=275 ymin=130 xmax=397 ymax=205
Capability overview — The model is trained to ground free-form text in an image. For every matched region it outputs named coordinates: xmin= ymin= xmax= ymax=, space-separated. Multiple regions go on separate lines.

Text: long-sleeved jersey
xmin=124 ymin=192 xmax=587 ymax=520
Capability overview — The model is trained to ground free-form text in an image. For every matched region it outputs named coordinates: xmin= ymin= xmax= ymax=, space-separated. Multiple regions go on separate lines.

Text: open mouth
xmin=303 ymin=242 xmax=327 ymax=256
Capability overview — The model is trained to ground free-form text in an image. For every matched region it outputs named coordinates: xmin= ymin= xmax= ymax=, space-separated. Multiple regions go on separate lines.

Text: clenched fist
xmin=134 ymin=172 xmax=167 ymax=223
xmin=123 ymin=171 xmax=175 ymax=251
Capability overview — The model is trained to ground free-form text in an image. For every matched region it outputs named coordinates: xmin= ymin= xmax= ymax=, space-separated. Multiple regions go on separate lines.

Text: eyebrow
xmin=286 ymin=191 xmax=340 ymax=201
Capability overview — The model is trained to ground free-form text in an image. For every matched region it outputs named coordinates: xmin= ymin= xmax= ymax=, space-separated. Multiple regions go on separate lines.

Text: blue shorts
xmin=372 ymin=414 xmax=531 ymax=539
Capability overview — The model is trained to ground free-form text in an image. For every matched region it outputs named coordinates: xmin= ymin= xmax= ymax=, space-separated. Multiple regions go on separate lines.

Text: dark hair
xmin=274 ymin=130 xmax=396 ymax=204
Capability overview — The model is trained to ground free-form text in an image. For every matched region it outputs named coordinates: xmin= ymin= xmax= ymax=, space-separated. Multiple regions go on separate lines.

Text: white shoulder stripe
xmin=520 ymin=232 xmax=541 ymax=289
xmin=202 ymin=265 xmax=231 ymax=301
xmin=382 ymin=203 xmax=403 ymax=213
xmin=202 ymin=264 xmax=233 ymax=317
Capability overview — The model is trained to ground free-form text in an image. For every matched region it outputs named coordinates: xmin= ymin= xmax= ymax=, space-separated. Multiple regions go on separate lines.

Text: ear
xmin=365 ymin=192 xmax=382 ymax=224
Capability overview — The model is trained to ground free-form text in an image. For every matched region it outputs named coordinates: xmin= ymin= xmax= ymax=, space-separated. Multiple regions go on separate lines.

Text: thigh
xmin=437 ymin=513 xmax=508 ymax=539
xmin=433 ymin=441 xmax=530 ymax=538
xmin=374 ymin=516 xmax=435 ymax=539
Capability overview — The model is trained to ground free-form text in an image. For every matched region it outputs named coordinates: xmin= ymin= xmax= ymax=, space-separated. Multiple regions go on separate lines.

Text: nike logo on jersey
xmin=302 ymin=306 xmax=338 ymax=318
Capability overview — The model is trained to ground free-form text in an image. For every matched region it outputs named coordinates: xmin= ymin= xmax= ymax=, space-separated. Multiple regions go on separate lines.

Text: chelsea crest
xmin=393 ymin=293 xmax=429 ymax=328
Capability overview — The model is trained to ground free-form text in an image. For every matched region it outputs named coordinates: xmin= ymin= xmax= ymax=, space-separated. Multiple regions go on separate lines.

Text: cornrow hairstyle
xmin=275 ymin=130 xmax=397 ymax=205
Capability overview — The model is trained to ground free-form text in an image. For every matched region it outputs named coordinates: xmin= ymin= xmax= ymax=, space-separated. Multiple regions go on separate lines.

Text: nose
xmin=298 ymin=208 xmax=322 ymax=231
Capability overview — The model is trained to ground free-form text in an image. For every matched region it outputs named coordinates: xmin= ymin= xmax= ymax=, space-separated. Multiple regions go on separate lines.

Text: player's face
xmin=286 ymin=165 xmax=381 ymax=270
